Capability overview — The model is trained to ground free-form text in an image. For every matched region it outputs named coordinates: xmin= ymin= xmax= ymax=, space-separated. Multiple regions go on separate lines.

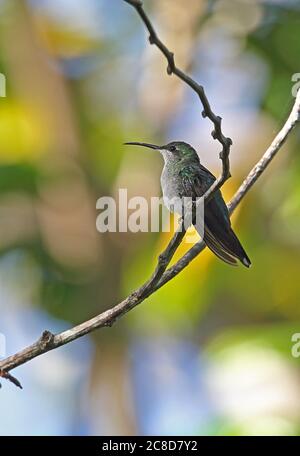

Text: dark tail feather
xmin=227 ymin=227 xmax=251 ymax=268
xmin=204 ymin=229 xmax=238 ymax=266
xmin=204 ymin=226 xmax=251 ymax=268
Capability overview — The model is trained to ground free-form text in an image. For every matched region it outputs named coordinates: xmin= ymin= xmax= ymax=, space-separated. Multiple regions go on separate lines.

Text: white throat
xmin=160 ymin=149 xmax=174 ymax=162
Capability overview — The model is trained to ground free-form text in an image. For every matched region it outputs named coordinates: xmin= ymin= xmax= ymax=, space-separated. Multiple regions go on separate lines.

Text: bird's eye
xmin=169 ymin=145 xmax=176 ymax=152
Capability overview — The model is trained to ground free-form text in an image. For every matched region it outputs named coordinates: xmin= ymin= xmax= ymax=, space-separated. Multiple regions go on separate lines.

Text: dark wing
xmin=179 ymin=163 xmax=250 ymax=267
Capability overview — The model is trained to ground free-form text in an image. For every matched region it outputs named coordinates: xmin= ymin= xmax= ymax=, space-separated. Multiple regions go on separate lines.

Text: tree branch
xmin=1 ymin=1 xmax=300 ymax=388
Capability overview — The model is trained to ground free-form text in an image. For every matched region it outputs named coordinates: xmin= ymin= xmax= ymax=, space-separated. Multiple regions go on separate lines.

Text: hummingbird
xmin=125 ymin=141 xmax=251 ymax=267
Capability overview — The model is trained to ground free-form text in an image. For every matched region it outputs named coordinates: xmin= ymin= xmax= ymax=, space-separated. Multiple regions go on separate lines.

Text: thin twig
xmin=0 ymin=2 xmax=299 ymax=387
xmin=0 ymin=369 xmax=23 ymax=389
xmin=124 ymin=0 xmax=232 ymax=199
xmin=227 ymin=91 xmax=300 ymax=212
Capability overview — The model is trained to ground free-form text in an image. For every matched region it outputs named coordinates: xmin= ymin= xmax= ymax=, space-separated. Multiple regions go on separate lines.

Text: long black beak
xmin=124 ymin=142 xmax=160 ymax=150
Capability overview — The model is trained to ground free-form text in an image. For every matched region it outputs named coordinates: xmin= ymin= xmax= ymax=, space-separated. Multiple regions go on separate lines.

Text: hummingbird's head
xmin=125 ymin=141 xmax=199 ymax=164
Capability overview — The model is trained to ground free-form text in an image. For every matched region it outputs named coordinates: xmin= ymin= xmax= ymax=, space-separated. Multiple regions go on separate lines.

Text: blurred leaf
xmin=0 ymin=101 xmax=48 ymax=163
xmin=0 ymin=163 xmax=37 ymax=194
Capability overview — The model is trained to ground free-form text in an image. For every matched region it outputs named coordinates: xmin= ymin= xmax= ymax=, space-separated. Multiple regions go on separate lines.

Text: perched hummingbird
xmin=125 ymin=141 xmax=251 ymax=267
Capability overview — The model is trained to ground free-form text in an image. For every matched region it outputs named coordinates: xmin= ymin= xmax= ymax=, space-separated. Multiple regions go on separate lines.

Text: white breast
xmin=161 ymin=164 xmax=182 ymax=215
